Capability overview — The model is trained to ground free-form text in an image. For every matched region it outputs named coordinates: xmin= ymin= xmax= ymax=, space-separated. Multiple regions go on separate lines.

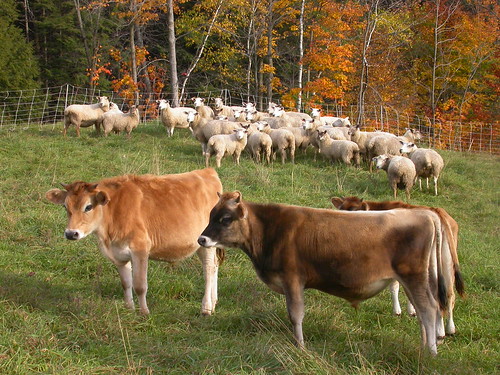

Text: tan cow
xmin=331 ymin=196 xmax=463 ymax=336
xmin=198 ymin=191 xmax=450 ymax=355
xmin=46 ymin=168 xmax=223 ymax=316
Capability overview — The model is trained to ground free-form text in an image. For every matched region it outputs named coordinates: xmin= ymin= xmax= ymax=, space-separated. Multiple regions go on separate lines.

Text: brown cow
xmin=198 ymin=191 xmax=449 ymax=355
xmin=331 ymin=196 xmax=464 ymax=336
xmin=46 ymin=168 xmax=223 ymax=315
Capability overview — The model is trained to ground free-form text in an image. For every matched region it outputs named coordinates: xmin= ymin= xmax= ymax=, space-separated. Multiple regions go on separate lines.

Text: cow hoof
xmin=437 ymin=336 xmax=445 ymax=345
xmin=201 ymin=309 xmax=213 ymax=316
xmin=140 ymin=308 xmax=150 ymax=315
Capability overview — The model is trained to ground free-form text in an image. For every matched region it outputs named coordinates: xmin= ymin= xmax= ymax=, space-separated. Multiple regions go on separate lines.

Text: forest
xmin=1 ymin=0 xmax=498 ymax=129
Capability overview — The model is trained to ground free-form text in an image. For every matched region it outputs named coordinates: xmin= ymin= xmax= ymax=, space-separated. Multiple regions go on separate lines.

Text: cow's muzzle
xmin=64 ymin=229 xmax=82 ymax=240
xmin=198 ymin=235 xmax=217 ymax=248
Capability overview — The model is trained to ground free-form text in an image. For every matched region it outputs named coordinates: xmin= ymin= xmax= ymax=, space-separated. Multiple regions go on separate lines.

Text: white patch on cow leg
xmin=131 ymin=254 xmax=149 ymax=315
xmin=197 ymin=246 xmax=218 ymax=315
xmin=117 ymin=262 xmax=134 ymax=310
xmin=407 ymin=301 xmax=416 ymax=316
xmin=446 ymin=295 xmax=456 ymax=335
xmin=390 ymin=280 xmax=402 ymax=316
xmin=436 ymin=314 xmax=446 ymax=342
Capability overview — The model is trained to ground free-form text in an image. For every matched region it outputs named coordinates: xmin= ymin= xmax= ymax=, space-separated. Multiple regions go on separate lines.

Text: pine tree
xmin=0 ymin=0 xmax=40 ymax=90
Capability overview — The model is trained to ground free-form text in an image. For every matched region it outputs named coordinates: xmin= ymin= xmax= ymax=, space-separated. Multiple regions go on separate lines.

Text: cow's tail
xmin=454 ymin=266 xmax=465 ymax=297
xmin=433 ymin=214 xmax=449 ymax=312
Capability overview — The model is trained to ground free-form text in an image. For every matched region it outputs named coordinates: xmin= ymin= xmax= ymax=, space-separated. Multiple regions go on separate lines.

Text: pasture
xmin=0 ymin=122 xmax=498 ymax=374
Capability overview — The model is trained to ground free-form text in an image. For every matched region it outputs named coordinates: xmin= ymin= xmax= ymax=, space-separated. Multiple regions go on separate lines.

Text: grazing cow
xmin=331 ymin=196 xmax=463 ymax=336
xmin=198 ymin=191 xmax=449 ymax=355
xmin=46 ymin=168 xmax=223 ymax=316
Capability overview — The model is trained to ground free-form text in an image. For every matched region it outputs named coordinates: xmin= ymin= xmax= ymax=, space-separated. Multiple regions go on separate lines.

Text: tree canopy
xmin=6 ymin=0 xmax=500 ymax=124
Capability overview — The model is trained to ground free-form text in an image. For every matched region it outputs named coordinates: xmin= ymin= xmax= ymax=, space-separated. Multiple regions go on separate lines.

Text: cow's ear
xmin=234 ymin=191 xmax=242 ymax=203
xmin=95 ymin=191 xmax=110 ymax=206
xmin=331 ymin=197 xmax=343 ymax=209
xmin=46 ymin=189 xmax=67 ymax=205
xmin=236 ymin=203 xmax=248 ymax=220
xmin=360 ymin=202 xmax=370 ymax=211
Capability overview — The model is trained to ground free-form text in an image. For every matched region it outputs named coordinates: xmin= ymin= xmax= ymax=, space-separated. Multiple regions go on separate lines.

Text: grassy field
xmin=0 ymin=122 xmax=498 ymax=374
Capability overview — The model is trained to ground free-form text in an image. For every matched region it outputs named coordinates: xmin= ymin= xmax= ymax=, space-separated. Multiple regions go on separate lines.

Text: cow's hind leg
xmin=197 ymin=246 xmax=219 ymax=315
xmin=400 ymin=278 xmax=439 ymax=355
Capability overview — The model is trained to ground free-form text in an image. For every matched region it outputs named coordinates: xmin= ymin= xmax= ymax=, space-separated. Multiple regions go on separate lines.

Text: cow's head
xmin=198 ymin=191 xmax=248 ymax=249
xmin=331 ymin=196 xmax=369 ymax=211
xmin=46 ymin=182 xmax=109 ymax=241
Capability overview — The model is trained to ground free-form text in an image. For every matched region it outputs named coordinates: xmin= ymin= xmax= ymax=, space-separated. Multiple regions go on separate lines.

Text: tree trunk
xmin=136 ymin=25 xmax=153 ymax=102
xmin=297 ymin=0 xmax=305 ymax=112
xmin=357 ymin=0 xmax=379 ymax=128
xmin=129 ymin=1 xmax=139 ymax=104
xmin=246 ymin=2 xmax=255 ymax=103
xmin=73 ymin=0 xmax=92 ymax=83
xmin=266 ymin=0 xmax=275 ymax=106
xmin=167 ymin=0 xmax=179 ymax=106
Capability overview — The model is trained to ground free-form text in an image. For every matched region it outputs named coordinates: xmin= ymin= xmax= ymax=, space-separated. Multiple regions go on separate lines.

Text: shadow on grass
xmin=0 ymin=269 xmax=119 ymax=316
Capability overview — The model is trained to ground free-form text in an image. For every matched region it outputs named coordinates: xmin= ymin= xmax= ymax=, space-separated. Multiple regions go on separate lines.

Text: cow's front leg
xmin=131 ymin=251 xmax=150 ymax=315
xmin=389 ymin=280 xmax=402 ymax=316
xmin=116 ymin=261 xmax=134 ymax=310
xmin=197 ymin=246 xmax=219 ymax=315
xmin=283 ymin=278 xmax=305 ymax=348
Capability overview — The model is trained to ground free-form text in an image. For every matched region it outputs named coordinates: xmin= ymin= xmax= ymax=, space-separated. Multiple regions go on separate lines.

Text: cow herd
xmin=46 ymin=163 xmax=463 ymax=357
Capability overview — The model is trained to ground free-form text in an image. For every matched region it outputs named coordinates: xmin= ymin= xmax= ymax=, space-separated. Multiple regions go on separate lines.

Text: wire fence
xmin=1 ymin=84 xmax=498 ymax=154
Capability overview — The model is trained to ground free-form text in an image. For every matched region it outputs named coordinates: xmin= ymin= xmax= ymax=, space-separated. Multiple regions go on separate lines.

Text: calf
xmin=46 ymin=168 xmax=223 ymax=316
xmin=198 ymin=191 xmax=449 ymax=355
xmin=331 ymin=196 xmax=464 ymax=336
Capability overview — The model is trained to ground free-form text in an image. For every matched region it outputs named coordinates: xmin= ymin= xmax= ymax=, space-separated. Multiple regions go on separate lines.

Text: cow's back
xmin=100 ymin=168 xmax=222 ymax=260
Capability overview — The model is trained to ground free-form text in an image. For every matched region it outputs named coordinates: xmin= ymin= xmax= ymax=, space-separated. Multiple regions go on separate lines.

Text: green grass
xmin=0 ymin=122 xmax=498 ymax=374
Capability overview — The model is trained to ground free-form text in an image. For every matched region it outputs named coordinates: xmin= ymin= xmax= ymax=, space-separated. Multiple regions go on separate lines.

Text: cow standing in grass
xmin=198 ymin=191 xmax=450 ymax=355
xmin=46 ymin=168 xmax=223 ymax=316
xmin=331 ymin=195 xmax=463 ymax=336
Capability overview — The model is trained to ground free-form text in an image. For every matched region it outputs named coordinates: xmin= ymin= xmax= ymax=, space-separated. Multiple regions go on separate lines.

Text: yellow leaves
xmin=261 ymin=64 xmax=276 ymax=74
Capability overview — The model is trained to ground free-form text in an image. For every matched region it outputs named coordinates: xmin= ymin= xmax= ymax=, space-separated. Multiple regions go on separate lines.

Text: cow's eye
xmin=84 ymin=204 xmax=93 ymax=212
xmin=219 ymin=215 xmax=232 ymax=225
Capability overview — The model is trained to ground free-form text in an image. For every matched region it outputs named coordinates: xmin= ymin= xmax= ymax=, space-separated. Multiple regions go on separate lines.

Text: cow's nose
xmin=198 ymin=236 xmax=207 ymax=247
xmin=65 ymin=230 xmax=80 ymax=240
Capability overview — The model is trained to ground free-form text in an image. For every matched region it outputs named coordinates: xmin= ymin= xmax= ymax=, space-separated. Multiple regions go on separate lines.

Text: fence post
xmin=14 ymin=90 xmax=22 ymax=127
xmin=28 ymin=89 xmax=36 ymax=127
xmin=65 ymin=84 xmax=69 ymax=108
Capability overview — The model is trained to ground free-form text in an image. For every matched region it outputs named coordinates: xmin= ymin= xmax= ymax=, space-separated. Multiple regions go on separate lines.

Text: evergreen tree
xmin=0 ymin=0 xmax=40 ymax=90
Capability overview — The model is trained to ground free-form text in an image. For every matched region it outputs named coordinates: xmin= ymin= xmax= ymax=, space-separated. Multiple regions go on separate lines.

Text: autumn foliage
xmin=80 ymin=0 xmax=496 ymax=146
